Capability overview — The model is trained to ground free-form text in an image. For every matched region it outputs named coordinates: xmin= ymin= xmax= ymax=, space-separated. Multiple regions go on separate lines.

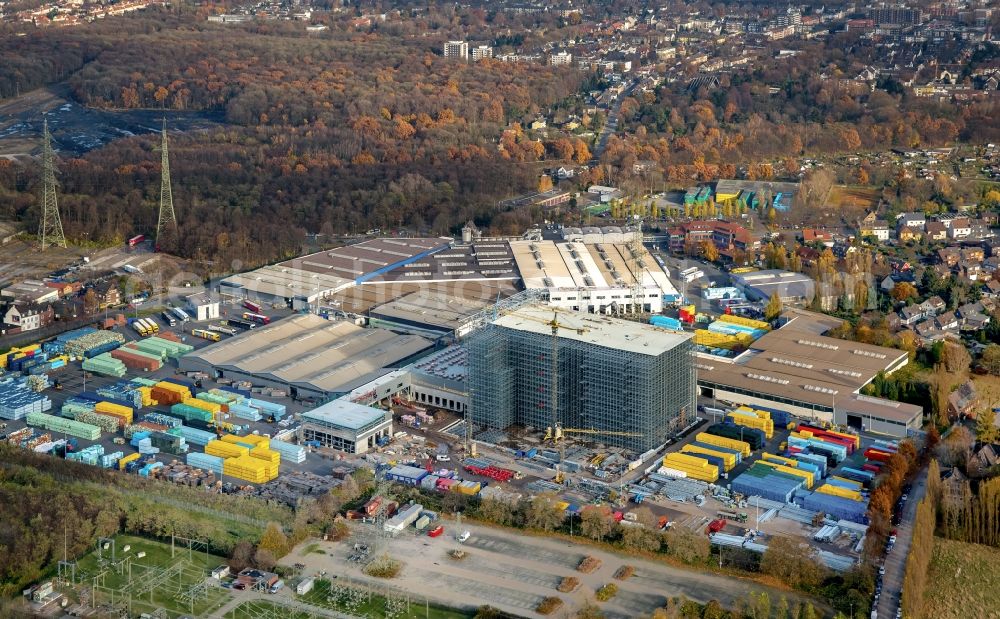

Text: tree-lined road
xmin=876 ymin=469 xmax=927 ymax=619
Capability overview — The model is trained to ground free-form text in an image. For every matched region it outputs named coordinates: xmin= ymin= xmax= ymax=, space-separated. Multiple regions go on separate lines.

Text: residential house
xmin=948 ymin=380 xmax=978 ymax=418
xmin=898 ymin=304 xmax=925 ymax=326
xmin=43 ymin=281 xmax=82 ymax=298
xmin=962 ymin=247 xmax=986 ymax=264
xmin=935 ymin=310 xmax=959 ymax=331
xmin=969 ymin=218 xmax=996 ymax=240
xmin=881 ymin=272 xmax=916 ymax=293
xmin=896 ymin=212 xmax=927 ymax=230
xmin=957 ymin=302 xmax=991 ymax=330
xmin=801 ymin=229 xmax=834 ymax=246
xmin=983 ymin=256 xmax=1000 ymax=275
xmin=92 ymin=281 xmax=122 ymax=310
xmin=2 ymin=303 xmax=54 ymax=332
xmin=983 ymin=278 xmax=1000 ymax=299
xmin=971 ymin=445 xmax=1000 ymax=477
xmin=937 ymin=247 xmax=961 ymax=267
xmin=948 ymin=217 xmax=972 ymax=240
xmin=926 ymin=221 xmax=948 ymax=241
xmin=795 ymin=245 xmax=821 ymax=267
xmin=898 ymin=227 xmax=923 ymax=243
xmin=962 ymin=263 xmax=983 ymax=282
xmin=860 ymin=219 xmax=890 ymax=241
xmin=914 ymin=319 xmax=945 ymax=341
xmin=920 ymin=295 xmax=947 ymax=315
xmin=888 ymin=257 xmax=913 ymax=273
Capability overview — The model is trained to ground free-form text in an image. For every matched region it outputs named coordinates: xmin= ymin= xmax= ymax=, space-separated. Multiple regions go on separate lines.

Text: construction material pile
xmin=65 ymin=331 xmax=125 ymax=359
xmin=0 ymin=376 xmax=53 ymax=420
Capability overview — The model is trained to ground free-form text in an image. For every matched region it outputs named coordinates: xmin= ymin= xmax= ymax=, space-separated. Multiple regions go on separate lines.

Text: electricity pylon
xmin=155 ymin=118 xmax=178 ymax=251
xmin=39 ymin=119 xmax=67 ymax=249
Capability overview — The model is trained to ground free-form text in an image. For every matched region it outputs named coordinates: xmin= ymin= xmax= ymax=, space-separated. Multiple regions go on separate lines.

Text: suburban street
xmin=876 ymin=469 xmax=927 ymax=619
xmin=590 ymin=79 xmax=637 ymax=163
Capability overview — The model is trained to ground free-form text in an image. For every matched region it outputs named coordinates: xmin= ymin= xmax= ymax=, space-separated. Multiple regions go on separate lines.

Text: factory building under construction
xmin=467 ymin=305 xmax=696 ymax=453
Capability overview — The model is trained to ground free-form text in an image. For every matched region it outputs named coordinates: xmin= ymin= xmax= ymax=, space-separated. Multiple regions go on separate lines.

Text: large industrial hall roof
xmin=182 ymin=314 xmax=432 ymax=396
xmin=509 ymin=240 xmax=678 ymax=296
xmin=696 ymin=310 xmax=918 ymax=423
xmin=493 ymin=304 xmax=692 ymax=356
xmin=218 ymin=238 xmax=450 ymax=303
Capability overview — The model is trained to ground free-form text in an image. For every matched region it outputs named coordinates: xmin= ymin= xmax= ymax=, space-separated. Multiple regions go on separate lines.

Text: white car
xmin=457 ymin=531 xmax=471 ymax=543
xmin=879 ymin=566 xmax=886 ymax=576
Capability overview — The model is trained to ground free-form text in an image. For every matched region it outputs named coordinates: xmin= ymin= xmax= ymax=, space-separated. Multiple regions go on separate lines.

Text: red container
xmin=111 ymin=349 xmax=162 ymax=371
xmin=427 ymin=525 xmax=444 ymax=537
xmin=864 ymin=448 xmax=893 ymax=463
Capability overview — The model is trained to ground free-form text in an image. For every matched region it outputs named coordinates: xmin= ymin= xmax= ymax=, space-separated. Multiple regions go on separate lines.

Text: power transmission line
xmin=39 ymin=119 xmax=67 ymax=249
xmin=155 ymin=118 xmax=178 ymax=251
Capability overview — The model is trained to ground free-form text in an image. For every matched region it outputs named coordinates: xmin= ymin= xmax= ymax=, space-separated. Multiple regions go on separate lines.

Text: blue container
xmin=691 ymin=441 xmax=743 ymax=464
xmin=651 ymin=315 xmax=683 ymax=330
xmin=84 ymin=341 xmax=120 ymax=359
xmin=826 ymin=477 xmax=862 ymax=491
xmin=799 ymin=491 xmax=867 ymax=524
xmin=793 ymin=452 xmax=828 ymax=477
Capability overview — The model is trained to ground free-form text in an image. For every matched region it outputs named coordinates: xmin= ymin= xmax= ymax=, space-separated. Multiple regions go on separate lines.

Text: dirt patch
xmin=826 ymin=185 xmax=880 ymax=212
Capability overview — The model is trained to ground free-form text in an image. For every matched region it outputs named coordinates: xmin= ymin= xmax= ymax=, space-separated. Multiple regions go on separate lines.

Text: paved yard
xmin=282 ymin=521 xmax=821 ymax=618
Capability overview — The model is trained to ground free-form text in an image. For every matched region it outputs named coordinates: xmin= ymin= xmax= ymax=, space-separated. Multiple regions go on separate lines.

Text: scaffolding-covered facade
xmin=467 ymin=310 xmax=696 ymax=453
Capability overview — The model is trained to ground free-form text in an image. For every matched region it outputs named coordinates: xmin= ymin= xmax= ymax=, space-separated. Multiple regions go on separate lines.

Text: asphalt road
xmin=875 ymin=468 xmax=927 ymax=619
xmin=590 ymin=79 xmax=638 ymax=163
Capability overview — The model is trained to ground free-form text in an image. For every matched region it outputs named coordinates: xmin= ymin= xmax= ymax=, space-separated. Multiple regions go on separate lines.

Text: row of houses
xmin=894 ymin=295 xmax=997 ymax=343
xmin=864 ymin=210 xmax=999 ymax=244
xmin=1 ymin=280 xmax=121 ymax=336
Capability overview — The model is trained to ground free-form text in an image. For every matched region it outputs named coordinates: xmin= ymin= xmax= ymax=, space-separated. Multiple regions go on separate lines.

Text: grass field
xmin=296 ymin=578 xmax=473 ymax=619
xmin=826 ymin=185 xmax=881 ymax=210
xmin=922 ymin=538 xmax=1000 ymax=619
xmin=73 ymin=534 xmax=231 ymax=618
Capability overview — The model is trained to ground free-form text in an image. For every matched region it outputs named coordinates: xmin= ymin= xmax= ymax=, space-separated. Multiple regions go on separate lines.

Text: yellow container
xmin=682 ymin=444 xmax=736 ymax=471
xmin=762 ymin=453 xmax=799 ymax=468
xmin=817 ymin=484 xmax=863 ymax=501
xmin=696 ymin=432 xmax=751 ymax=457
xmin=758 ymin=460 xmax=814 ymax=489
xmin=206 ymin=440 xmax=249 ymax=459
xmin=662 ymin=453 xmax=719 ymax=482
xmin=736 ymin=405 xmax=771 ymax=420
xmin=182 ymin=397 xmax=222 ymax=415
xmin=95 ymin=401 xmax=134 ymax=425
xmin=138 ymin=387 xmax=154 ymax=407
xmin=717 ymin=314 xmax=771 ymax=331
xmin=156 ymin=382 xmax=192 ymax=400
xmin=118 ymin=453 xmax=140 ymax=470
xmin=223 ymin=455 xmax=270 ymax=483
xmin=250 ymin=446 xmax=281 ymax=466
xmin=220 ymin=434 xmax=252 ymax=446
xmin=728 ymin=410 xmax=774 ymax=439
xmin=239 ymin=435 xmax=270 ymax=449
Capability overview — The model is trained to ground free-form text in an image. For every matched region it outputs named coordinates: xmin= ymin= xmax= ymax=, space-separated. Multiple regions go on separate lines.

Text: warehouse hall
xmin=178 ymin=314 xmax=433 ymax=401
xmin=696 ymin=309 xmax=921 ymax=437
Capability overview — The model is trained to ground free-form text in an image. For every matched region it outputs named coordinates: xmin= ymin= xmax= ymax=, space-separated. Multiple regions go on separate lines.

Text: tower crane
xmin=507 ymin=310 xmax=590 ymax=484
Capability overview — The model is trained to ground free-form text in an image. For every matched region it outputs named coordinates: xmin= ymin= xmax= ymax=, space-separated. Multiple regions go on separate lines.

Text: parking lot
xmin=282 ymin=520 xmax=823 ymax=619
